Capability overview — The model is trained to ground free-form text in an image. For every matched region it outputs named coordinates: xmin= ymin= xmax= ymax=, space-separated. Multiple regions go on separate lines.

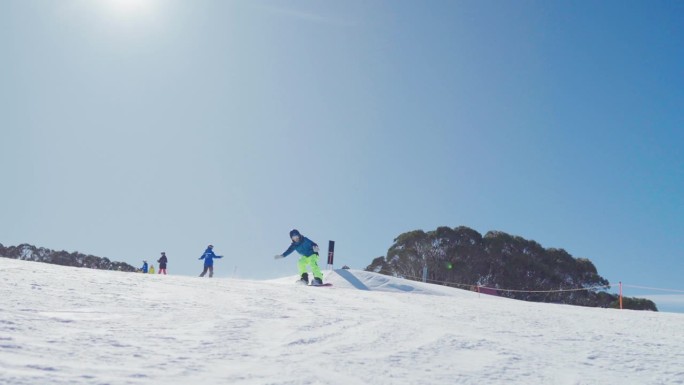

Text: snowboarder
xmin=157 ymin=252 xmax=168 ymax=275
xmin=199 ymin=245 xmax=223 ymax=278
xmin=274 ymin=229 xmax=324 ymax=285
xmin=141 ymin=260 xmax=148 ymax=274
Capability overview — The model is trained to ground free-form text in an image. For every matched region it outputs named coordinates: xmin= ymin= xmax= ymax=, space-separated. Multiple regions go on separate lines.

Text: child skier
xmin=141 ymin=260 xmax=148 ymax=273
xmin=149 ymin=264 xmax=155 ymax=274
xmin=157 ymin=252 xmax=168 ymax=275
xmin=199 ymin=245 xmax=223 ymax=278
xmin=274 ymin=229 xmax=324 ymax=285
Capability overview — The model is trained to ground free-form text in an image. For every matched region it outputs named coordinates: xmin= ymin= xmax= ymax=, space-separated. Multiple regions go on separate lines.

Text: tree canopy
xmin=0 ymin=243 xmax=136 ymax=272
xmin=366 ymin=226 xmax=657 ymax=311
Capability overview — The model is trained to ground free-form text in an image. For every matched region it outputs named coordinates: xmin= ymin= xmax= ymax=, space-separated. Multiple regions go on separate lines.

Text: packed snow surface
xmin=1 ymin=258 xmax=683 ymax=385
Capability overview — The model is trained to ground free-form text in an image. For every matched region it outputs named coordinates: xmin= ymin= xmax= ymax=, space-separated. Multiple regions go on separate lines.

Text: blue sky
xmin=2 ymin=1 xmax=683 ymax=311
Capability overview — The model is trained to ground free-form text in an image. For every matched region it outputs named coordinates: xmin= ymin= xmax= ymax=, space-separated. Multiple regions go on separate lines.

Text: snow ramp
xmin=271 ymin=269 xmax=482 ymax=298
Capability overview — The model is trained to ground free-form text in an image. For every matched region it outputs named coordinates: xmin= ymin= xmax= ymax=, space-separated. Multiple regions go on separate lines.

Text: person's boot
xmin=312 ymin=277 xmax=323 ymax=286
xmin=298 ymin=272 xmax=309 ymax=285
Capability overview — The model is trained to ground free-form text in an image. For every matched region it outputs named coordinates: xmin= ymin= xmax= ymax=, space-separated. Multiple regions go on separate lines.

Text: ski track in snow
xmin=1 ymin=258 xmax=683 ymax=385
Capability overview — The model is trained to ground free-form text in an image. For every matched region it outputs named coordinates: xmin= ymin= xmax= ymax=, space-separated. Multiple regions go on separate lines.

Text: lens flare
xmin=104 ymin=0 xmax=156 ymax=15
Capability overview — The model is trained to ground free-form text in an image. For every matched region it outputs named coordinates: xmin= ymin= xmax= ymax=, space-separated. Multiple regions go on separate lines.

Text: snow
xmin=1 ymin=258 xmax=683 ymax=385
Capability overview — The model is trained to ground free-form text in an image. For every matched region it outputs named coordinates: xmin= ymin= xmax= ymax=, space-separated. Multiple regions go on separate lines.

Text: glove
xmin=313 ymin=245 xmax=319 ymax=253
xmin=274 ymin=254 xmax=285 ymax=260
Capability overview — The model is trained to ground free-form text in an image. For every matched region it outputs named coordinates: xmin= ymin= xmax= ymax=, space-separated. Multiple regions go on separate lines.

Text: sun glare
xmin=105 ymin=0 xmax=156 ymax=15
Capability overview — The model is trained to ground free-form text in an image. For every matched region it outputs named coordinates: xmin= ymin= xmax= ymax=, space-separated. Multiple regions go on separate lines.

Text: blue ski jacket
xmin=199 ymin=248 xmax=222 ymax=266
xmin=282 ymin=236 xmax=318 ymax=258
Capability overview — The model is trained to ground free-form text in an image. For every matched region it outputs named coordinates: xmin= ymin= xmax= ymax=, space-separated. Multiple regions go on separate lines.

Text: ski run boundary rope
xmin=399 ymin=275 xmax=683 ymax=295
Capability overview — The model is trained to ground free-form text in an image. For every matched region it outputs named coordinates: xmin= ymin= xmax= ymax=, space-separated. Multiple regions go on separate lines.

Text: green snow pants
xmin=297 ymin=253 xmax=323 ymax=279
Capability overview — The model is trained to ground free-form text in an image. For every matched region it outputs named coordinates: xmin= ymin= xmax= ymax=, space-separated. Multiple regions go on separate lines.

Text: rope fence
xmin=398 ymin=274 xmax=684 ymax=310
xmin=400 ymin=274 xmax=611 ymax=293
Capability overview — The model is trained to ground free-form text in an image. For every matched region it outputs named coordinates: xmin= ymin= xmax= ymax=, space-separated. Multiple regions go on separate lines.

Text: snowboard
xmin=309 ymin=283 xmax=333 ymax=287
xmin=295 ymin=280 xmax=332 ymax=287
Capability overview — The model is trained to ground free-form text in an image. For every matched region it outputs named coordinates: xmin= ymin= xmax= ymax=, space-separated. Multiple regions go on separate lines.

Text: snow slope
xmin=1 ymin=257 xmax=683 ymax=385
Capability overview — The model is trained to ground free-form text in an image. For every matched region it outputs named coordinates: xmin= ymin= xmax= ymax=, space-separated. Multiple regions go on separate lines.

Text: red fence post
xmin=619 ymin=281 xmax=623 ymax=310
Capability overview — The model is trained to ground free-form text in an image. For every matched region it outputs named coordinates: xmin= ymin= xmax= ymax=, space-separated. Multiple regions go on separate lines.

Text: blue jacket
xmin=282 ymin=236 xmax=318 ymax=257
xmin=199 ymin=248 xmax=222 ymax=266
xmin=141 ymin=262 xmax=148 ymax=273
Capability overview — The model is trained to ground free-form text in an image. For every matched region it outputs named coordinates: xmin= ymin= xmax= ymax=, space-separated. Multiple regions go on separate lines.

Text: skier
xmin=141 ymin=260 xmax=148 ymax=274
xmin=149 ymin=264 xmax=155 ymax=274
xmin=199 ymin=245 xmax=223 ymax=278
xmin=274 ymin=229 xmax=324 ymax=285
xmin=157 ymin=252 xmax=168 ymax=275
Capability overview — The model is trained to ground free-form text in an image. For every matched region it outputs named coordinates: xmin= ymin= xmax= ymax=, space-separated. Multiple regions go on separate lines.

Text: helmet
xmin=289 ymin=229 xmax=301 ymax=238
xmin=208 ymin=244 xmax=214 ymax=249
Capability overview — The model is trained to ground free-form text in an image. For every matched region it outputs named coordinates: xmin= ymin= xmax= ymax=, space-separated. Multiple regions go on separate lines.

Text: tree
xmin=0 ymin=243 xmax=136 ymax=272
xmin=365 ymin=226 xmax=656 ymax=311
